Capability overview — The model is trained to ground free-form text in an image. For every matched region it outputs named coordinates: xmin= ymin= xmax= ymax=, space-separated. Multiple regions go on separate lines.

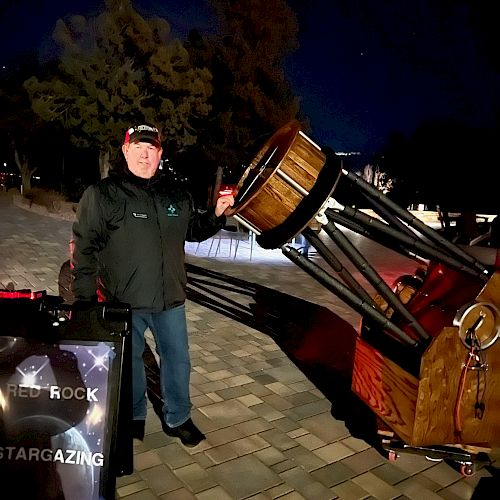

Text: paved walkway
xmin=0 ymin=191 xmax=498 ymax=499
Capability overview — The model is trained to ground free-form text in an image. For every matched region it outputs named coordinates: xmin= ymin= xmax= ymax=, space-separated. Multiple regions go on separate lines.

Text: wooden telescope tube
xmin=225 ymin=120 xmax=342 ymax=249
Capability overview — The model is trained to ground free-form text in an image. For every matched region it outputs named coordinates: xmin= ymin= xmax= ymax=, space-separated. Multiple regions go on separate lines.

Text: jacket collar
xmin=109 ymin=166 xmax=164 ymax=189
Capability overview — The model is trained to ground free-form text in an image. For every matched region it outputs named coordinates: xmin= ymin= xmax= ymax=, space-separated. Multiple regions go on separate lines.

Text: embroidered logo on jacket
xmin=132 ymin=212 xmax=148 ymax=219
xmin=166 ymin=204 xmax=178 ymax=217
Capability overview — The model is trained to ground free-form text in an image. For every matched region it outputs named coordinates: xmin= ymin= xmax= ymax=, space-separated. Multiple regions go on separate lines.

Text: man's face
xmin=122 ymin=141 xmax=163 ymax=179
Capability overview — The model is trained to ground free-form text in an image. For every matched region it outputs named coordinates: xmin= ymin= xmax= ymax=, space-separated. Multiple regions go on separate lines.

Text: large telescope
xmin=226 ymin=121 xmax=500 ymax=467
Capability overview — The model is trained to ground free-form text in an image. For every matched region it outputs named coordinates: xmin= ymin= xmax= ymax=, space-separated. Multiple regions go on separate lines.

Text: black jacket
xmin=71 ymin=169 xmax=225 ymax=311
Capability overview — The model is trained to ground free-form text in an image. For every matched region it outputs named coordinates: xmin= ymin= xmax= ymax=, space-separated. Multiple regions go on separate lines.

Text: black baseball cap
xmin=123 ymin=124 xmax=161 ymax=147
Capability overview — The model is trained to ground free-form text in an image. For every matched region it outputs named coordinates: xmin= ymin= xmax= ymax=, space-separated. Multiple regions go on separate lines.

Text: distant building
xmin=335 ymin=152 xmax=374 ymax=173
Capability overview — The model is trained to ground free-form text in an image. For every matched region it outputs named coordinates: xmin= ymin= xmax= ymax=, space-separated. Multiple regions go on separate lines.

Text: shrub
xmin=23 ymin=187 xmax=67 ymax=213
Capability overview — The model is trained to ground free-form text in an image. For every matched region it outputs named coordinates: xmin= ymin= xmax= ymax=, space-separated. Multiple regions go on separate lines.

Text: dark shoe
xmin=132 ymin=420 xmax=145 ymax=441
xmin=162 ymin=418 xmax=205 ymax=447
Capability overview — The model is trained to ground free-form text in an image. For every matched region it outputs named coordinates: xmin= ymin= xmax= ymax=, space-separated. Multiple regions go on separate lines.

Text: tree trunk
xmin=99 ymin=150 xmax=111 ymax=179
xmin=14 ymin=147 xmax=32 ymax=194
xmin=212 ymin=165 xmax=223 ymax=205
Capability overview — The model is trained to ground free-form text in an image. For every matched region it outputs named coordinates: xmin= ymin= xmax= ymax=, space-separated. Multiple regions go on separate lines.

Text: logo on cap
xmin=124 ymin=124 xmax=161 ymax=146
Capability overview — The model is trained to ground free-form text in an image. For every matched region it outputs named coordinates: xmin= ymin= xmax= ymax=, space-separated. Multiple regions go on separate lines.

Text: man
xmin=71 ymin=124 xmax=234 ymax=447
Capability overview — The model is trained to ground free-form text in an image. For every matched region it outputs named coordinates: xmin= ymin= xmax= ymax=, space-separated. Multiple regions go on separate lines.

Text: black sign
xmin=0 ymin=297 xmax=132 ymax=500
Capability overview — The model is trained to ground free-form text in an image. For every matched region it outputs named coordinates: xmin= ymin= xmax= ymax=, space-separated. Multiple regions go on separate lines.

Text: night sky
xmin=1 ymin=0 xmax=498 ymax=154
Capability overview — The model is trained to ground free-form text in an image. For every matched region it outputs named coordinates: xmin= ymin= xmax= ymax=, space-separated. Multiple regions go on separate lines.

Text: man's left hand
xmin=215 ymin=194 xmax=235 ymax=217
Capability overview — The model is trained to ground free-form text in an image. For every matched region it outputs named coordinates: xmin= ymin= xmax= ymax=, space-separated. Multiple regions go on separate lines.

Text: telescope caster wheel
xmin=386 ymin=450 xmax=398 ymax=461
xmin=459 ymin=463 xmax=475 ymax=477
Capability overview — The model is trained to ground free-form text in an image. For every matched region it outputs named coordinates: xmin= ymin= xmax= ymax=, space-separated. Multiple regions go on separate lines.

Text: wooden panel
xmin=414 ymin=326 xmax=500 ymax=446
xmin=262 ymin=177 xmax=303 ymax=213
xmin=476 ymin=270 xmax=500 ymax=304
xmin=413 ymin=272 xmax=500 ymax=447
xmin=413 ymin=327 xmax=463 ymax=445
xmin=242 ymin=177 xmax=303 ymax=232
xmin=351 ymin=337 xmax=419 ymax=444
xmin=283 ymin=136 xmax=325 ymax=187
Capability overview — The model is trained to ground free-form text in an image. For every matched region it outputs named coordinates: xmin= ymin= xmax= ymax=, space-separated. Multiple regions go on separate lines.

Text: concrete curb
xmin=11 ymin=192 xmax=77 ymax=222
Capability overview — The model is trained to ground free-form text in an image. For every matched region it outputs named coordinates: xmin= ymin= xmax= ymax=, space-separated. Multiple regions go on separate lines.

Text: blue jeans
xmin=131 ymin=305 xmax=192 ymax=427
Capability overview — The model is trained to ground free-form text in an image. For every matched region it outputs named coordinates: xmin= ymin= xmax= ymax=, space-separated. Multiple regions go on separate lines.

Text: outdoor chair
xmin=208 ymin=223 xmax=255 ymax=260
